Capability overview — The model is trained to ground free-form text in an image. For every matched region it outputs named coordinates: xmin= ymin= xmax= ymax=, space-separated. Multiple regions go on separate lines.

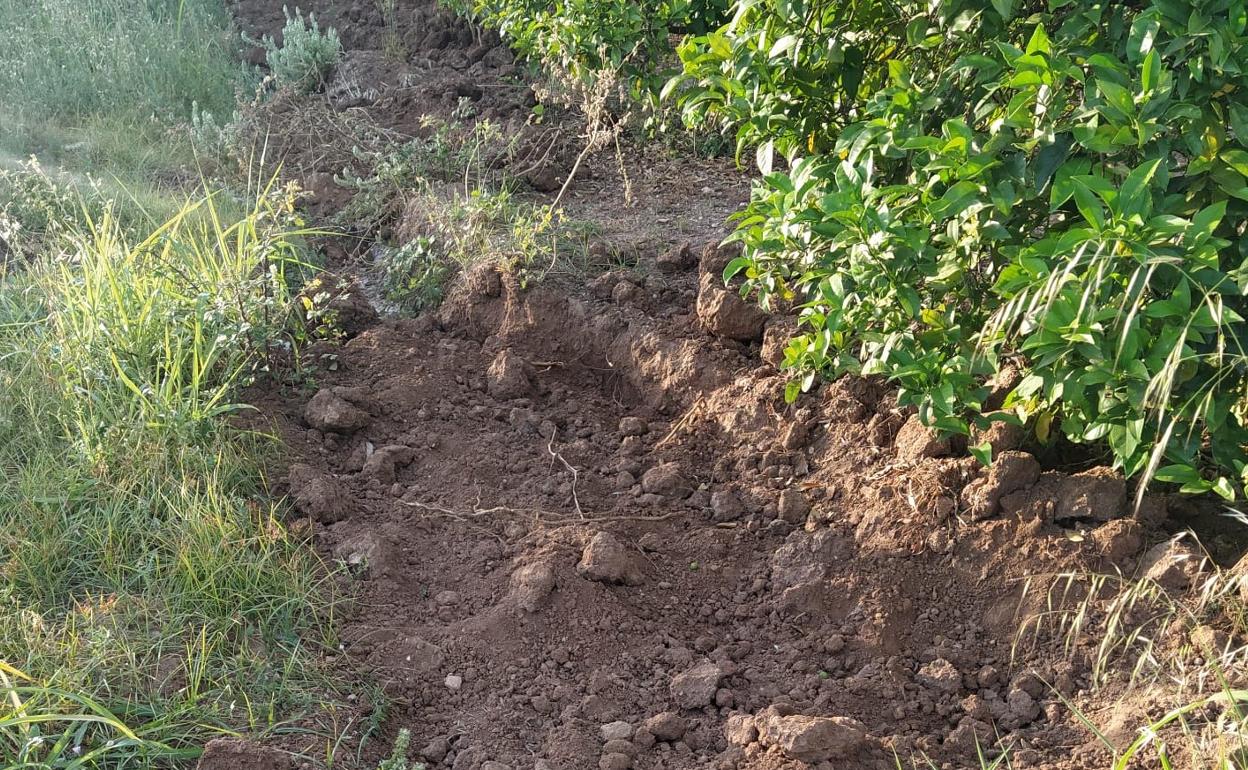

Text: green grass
xmin=0 ymin=0 xmax=249 ymax=225
xmin=0 ymin=188 xmax=346 ymax=768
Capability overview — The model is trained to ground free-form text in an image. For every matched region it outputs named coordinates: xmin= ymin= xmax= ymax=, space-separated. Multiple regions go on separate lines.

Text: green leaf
xmin=991 ymin=0 xmax=1015 ymax=20
xmin=1025 ymin=25 xmax=1051 ymax=56
xmin=723 ymin=256 xmax=751 ymax=282
xmin=1221 ymin=148 xmax=1248 ymax=177
xmin=970 ymin=442 xmax=994 ymax=467
xmin=1034 ymin=136 xmax=1072 ymax=193
xmin=1213 ymin=476 xmax=1237 ymax=501
xmin=1140 ymin=49 xmax=1161 ymax=93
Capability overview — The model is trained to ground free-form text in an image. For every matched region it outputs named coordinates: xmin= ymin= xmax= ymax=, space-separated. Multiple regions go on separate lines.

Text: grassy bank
xmin=0 ymin=1 xmax=356 ymax=766
xmin=0 ymin=186 xmax=343 ymax=768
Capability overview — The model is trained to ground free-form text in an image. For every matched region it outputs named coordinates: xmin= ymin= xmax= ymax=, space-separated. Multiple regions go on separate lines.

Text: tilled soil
xmin=220 ymin=2 xmax=1223 ymax=769
xmin=247 ymin=248 xmax=1195 ymax=770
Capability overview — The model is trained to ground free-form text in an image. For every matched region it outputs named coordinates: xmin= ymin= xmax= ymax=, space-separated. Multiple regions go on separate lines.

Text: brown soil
xmin=224 ymin=3 xmax=1226 ymax=769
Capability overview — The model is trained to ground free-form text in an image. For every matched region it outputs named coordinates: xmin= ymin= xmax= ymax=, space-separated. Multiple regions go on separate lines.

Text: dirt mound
xmin=244 ymin=235 xmax=1187 ymax=769
xmin=226 ymin=3 xmax=1208 ymax=768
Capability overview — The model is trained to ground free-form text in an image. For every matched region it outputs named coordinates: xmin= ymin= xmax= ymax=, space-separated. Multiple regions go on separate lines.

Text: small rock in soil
xmin=361 ymin=444 xmax=416 ymax=484
xmin=445 ymin=674 xmax=463 ymax=690
xmin=641 ymin=462 xmax=693 ymax=499
xmin=916 ymin=658 xmax=962 ymax=693
xmin=577 ymin=532 xmax=643 ymax=585
xmin=508 ymin=559 xmax=557 ymax=611
xmin=287 ymin=464 xmax=351 ymax=523
xmin=1091 ymin=519 xmax=1143 ymax=565
xmin=1139 ymin=538 xmax=1205 ymax=592
xmin=962 ymin=451 xmax=1041 ymax=519
xmin=1055 ymin=466 xmax=1126 ymax=522
xmin=895 ymin=415 xmax=950 ymax=461
xmin=487 ymin=348 xmax=536 ymax=399
xmin=421 ymin=737 xmax=450 ymax=762
xmin=304 ymin=388 xmax=372 ymax=433
xmin=776 ymin=489 xmax=810 ymax=524
xmin=643 ymin=711 xmax=687 ymax=742
xmin=696 ymin=273 xmax=766 ymax=342
xmin=332 ymin=530 xmax=398 ymax=578
xmin=725 ymin=712 xmax=759 ymax=746
xmin=756 ymin=705 xmax=870 ymax=764
xmin=599 ymin=753 xmax=631 ymax=770
xmin=196 ymin=738 xmax=291 ymax=770
xmin=602 ymin=739 xmax=636 ymax=757
xmin=600 ymin=721 xmax=634 ymax=742
xmin=481 ymin=762 xmax=511 ymax=770
xmin=669 ymin=660 xmax=724 ymax=709
xmin=618 ymin=416 xmax=649 ymax=436
xmin=711 ymin=489 xmax=745 ymax=521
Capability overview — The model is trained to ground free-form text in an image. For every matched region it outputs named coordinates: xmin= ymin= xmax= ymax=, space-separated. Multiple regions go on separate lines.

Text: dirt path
xmin=219 ymin=3 xmax=1217 ymax=769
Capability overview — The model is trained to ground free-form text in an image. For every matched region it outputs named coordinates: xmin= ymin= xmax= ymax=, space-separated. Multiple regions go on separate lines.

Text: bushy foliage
xmin=382 ymin=236 xmax=453 ymax=313
xmin=264 ymin=6 xmax=343 ymax=93
xmin=449 ymin=0 xmax=729 ymax=94
xmin=673 ymin=0 xmax=1248 ymax=498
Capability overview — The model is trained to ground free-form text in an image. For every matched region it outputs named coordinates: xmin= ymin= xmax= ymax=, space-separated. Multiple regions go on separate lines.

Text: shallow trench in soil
xmin=214 ymin=2 xmax=1234 ymax=769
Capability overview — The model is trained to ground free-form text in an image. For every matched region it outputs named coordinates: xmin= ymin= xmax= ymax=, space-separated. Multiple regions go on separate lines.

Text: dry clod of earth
xmin=1091 ymin=518 xmax=1144 ymax=564
xmin=670 ymin=660 xmax=725 ymax=709
xmin=487 ymin=348 xmax=537 ymax=399
xmin=508 ymin=559 xmax=558 ymax=611
xmin=895 ymin=414 xmax=951 ymax=460
xmin=696 ymin=271 xmax=767 ymax=342
xmin=600 ymin=720 xmax=634 ymax=741
xmin=361 ymin=444 xmax=416 ymax=484
xmin=287 ymin=463 xmax=352 ymax=523
xmin=333 ymin=530 xmax=399 ymax=578
xmin=725 ymin=711 xmax=760 ymax=746
xmin=711 ymin=488 xmax=746 ymax=521
xmin=656 ymin=240 xmax=695 ymax=273
xmin=1054 ymin=466 xmax=1127 ymax=521
xmin=577 ymin=532 xmax=644 ymax=585
xmin=1139 ymin=537 xmax=1206 ymax=591
xmin=304 ymin=387 xmax=372 ymax=433
xmin=760 ymin=318 xmax=796 ymax=368
xmin=640 ymin=462 xmax=693 ymax=499
xmin=599 ymin=753 xmax=632 ymax=770
xmin=642 ymin=711 xmax=687 ymax=742
xmin=196 ymin=738 xmax=291 ymax=770
xmin=776 ymin=488 xmax=810 ymax=524
xmin=619 ymin=416 xmax=649 ymax=436
xmin=971 ymin=413 xmax=1025 ymax=454
xmin=961 ymin=450 xmax=1042 ymax=519
xmin=916 ymin=658 xmax=962 ymax=693
xmin=755 ymin=705 xmax=872 ymax=764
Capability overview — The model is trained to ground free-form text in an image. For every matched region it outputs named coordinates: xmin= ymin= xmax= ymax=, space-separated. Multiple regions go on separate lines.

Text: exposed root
xmin=397 ymin=498 xmax=683 ymax=525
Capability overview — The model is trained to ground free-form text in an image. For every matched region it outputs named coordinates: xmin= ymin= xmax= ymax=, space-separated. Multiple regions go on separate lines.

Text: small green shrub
xmin=448 ymin=0 xmax=730 ymax=98
xmin=381 ymin=236 xmax=453 ymax=314
xmin=264 ymin=7 xmax=343 ymax=93
xmin=376 ymin=728 xmax=425 ymax=770
xmin=0 ymin=160 xmax=76 ymax=247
